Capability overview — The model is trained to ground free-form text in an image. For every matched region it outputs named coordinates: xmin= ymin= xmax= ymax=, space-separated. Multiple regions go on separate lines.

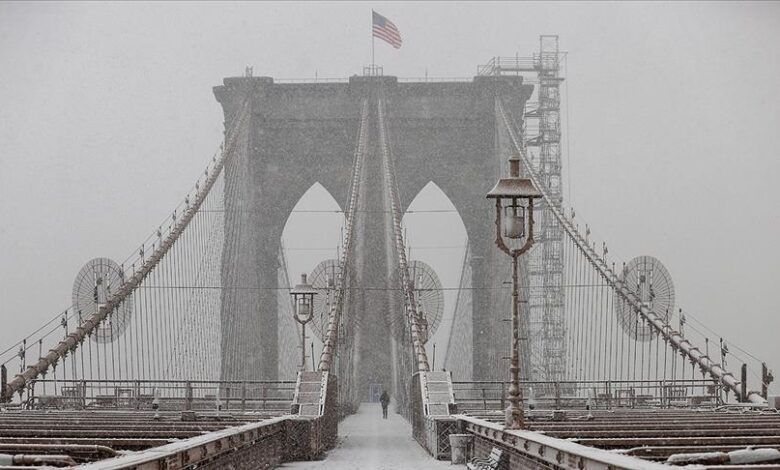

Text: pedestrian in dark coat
xmin=380 ymin=390 xmax=390 ymax=419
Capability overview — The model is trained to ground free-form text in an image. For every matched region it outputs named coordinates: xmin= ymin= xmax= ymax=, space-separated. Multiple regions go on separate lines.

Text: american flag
xmin=372 ymin=11 xmax=402 ymax=49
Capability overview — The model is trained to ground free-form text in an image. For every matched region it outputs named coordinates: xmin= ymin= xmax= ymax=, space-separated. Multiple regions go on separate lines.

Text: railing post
xmin=662 ymin=380 xmax=667 ymax=408
xmin=0 ymin=364 xmax=7 ymax=403
xmin=29 ymin=380 xmax=36 ymax=409
xmin=741 ymin=364 xmax=748 ymax=402
xmin=185 ymin=381 xmax=193 ymax=411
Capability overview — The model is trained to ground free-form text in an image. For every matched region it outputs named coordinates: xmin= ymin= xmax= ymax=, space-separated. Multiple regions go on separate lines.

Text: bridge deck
xmin=282 ymin=403 xmax=451 ymax=470
xmin=0 ymin=409 xmax=275 ymax=467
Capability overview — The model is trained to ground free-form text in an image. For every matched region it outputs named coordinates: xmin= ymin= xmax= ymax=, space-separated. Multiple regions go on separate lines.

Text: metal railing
xmin=452 ymin=379 xmax=721 ymax=411
xmin=458 ymin=415 xmax=670 ymax=470
xmin=477 ymin=56 xmax=540 ymax=76
xmin=23 ymin=379 xmax=296 ymax=412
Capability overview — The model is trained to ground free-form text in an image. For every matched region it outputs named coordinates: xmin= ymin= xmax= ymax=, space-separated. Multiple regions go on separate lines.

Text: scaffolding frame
xmin=479 ymin=36 xmax=567 ymax=386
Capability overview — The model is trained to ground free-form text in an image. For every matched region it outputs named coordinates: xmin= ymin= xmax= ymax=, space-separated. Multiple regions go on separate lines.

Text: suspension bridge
xmin=1 ymin=37 xmax=777 ymax=469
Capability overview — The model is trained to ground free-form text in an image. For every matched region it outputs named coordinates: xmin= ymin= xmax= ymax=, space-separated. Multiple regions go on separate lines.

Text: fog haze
xmin=1 ymin=2 xmax=778 ymax=389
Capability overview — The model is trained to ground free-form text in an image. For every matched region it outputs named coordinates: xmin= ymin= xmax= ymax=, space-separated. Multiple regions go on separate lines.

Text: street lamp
xmin=290 ymin=274 xmax=317 ymax=372
xmin=486 ymin=154 xmax=542 ymax=429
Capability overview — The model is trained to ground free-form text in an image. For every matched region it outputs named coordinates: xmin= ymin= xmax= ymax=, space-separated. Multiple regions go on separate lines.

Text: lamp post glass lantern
xmin=290 ymin=273 xmax=317 ymax=372
xmin=486 ymin=154 xmax=542 ymax=429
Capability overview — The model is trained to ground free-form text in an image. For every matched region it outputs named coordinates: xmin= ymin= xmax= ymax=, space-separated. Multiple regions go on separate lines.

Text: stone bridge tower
xmin=214 ymin=74 xmax=533 ymax=390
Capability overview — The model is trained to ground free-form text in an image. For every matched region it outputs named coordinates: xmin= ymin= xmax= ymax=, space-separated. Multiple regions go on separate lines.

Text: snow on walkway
xmin=280 ymin=403 xmax=454 ymax=470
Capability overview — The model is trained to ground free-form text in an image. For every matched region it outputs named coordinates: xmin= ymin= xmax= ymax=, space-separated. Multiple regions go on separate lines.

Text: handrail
xmin=458 ymin=415 xmax=669 ymax=470
xmin=76 ymin=416 xmax=291 ymax=470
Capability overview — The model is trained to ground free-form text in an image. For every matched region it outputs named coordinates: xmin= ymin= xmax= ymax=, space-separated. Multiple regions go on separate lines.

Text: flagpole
xmin=371 ymin=10 xmax=375 ymax=70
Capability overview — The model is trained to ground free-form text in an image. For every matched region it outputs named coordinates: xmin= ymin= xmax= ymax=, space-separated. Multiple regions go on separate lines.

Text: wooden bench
xmin=467 ymin=447 xmax=503 ymax=470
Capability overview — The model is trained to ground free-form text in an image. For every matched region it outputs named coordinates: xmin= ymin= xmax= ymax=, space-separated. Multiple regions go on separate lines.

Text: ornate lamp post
xmin=486 ymin=154 xmax=542 ymax=429
xmin=290 ymin=274 xmax=317 ymax=372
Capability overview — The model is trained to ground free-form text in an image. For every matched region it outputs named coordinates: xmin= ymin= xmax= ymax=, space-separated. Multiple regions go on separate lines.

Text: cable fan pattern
xmin=408 ymin=260 xmax=444 ymax=342
xmin=308 ymin=259 xmax=341 ymax=341
xmin=72 ymin=258 xmax=133 ymax=343
xmin=614 ymin=255 xmax=675 ymax=342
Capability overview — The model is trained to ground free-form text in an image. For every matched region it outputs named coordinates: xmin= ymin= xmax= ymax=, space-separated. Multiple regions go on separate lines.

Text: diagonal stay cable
xmin=495 ymin=97 xmax=765 ymax=404
xmin=317 ymin=99 xmax=370 ymax=372
xmin=377 ymin=93 xmax=430 ymax=373
xmin=3 ymin=95 xmax=253 ymax=398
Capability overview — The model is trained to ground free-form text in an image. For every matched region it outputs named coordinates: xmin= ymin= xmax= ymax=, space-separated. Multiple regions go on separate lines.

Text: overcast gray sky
xmin=1 ymin=2 xmax=778 ymax=388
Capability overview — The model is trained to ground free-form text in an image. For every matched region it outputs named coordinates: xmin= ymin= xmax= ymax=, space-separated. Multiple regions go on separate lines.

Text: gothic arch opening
xmin=279 ymin=182 xmax=344 ymax=377
xmin=401 ymin=181 xmax=469 ymax=375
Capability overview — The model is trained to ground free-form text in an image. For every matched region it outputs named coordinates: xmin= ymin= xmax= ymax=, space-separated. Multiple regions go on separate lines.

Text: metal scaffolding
xmin=478 ymin=36 xmax=567 ymax=386
xmin=532 ymin=35 xmax=566 ymax=384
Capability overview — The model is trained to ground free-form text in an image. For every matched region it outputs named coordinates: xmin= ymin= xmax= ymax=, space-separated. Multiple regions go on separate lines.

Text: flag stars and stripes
xmin=373 ymin=11 xmax=402 ymax=49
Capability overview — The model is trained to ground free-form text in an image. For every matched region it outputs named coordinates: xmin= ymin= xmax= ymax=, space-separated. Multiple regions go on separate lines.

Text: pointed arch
xmin=278 ymin=182 xmax=343 ymax=376
xmin=281 ymin=181 xmax=344 ymax=277
xmin=401 ymin=181 xmax=469 ymax=372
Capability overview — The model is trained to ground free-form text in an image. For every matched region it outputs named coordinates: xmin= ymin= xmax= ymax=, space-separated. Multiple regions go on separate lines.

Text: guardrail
xmin=76 ymin=416 xmax=298 ymax=469
xmin=458 ymin=415 xmax=668 ymax=470
xmin=21 ymin=379 xmax=296 ymax=412
xmin=452 ymin=379 xmax=721 ymax=412
xmin=271 ymin=76 xmax=476 ymax=84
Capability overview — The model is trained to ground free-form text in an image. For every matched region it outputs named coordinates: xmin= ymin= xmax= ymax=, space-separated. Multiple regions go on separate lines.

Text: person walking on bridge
xmin=380 ymin=390 xmax=390 ymax=419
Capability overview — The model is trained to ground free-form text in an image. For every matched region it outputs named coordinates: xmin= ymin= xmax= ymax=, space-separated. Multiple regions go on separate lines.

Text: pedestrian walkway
xmin=281 ymin=403 xmax=454 ymax=469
